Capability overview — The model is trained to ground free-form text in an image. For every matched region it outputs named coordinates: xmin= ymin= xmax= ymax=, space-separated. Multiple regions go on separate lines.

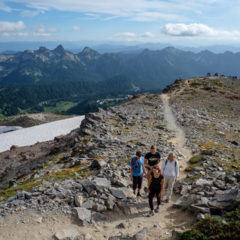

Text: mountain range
xmin=1 ymin=45 xmax=240 ymax=89
xmin=0 ymin=45 xmax=240 ymax=117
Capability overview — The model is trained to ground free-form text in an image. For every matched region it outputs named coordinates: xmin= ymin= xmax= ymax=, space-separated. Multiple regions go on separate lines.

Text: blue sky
xmin=0 ymin=0 xmax=240 ymax=46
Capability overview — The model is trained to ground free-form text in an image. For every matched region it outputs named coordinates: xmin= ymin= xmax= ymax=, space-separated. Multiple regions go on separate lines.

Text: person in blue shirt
xmin=130 ymin=151 xmax=146 ymax=197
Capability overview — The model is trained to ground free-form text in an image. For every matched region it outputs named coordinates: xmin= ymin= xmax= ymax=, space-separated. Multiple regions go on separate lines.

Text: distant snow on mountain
xmin=0 ymin=116 xmax=84 ymax=153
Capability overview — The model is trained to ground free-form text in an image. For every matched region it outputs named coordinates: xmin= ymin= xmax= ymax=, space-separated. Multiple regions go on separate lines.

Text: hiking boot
xmin=166 ymin=199 xmax=170 ymax=203
xmin=155 ymin=206 xmax=160 ymax=213
xmin=137 ymin=192 xmax=141 ymax=197
xmin=148 ymin=210 xmax=155 ymax=217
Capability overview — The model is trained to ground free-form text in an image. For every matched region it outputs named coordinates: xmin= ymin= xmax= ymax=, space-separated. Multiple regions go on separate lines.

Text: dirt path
xmin=0 ymin=93 xmax=194 ymax=240
xmin=161 ymin=94 xmax=192 ymax=178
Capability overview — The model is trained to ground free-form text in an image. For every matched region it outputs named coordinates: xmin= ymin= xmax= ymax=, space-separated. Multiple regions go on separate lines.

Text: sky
xmin=0 ymin=0 xmax=240 ymax=46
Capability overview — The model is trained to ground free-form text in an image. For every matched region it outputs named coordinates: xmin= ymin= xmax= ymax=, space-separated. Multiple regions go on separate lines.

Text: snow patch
xmin=0 ymin=116 xmax=84 ymax=153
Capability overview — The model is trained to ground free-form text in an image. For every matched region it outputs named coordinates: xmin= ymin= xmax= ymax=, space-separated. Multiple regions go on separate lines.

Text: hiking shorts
xmin=133 ymin=175 xmax=143 ymax=190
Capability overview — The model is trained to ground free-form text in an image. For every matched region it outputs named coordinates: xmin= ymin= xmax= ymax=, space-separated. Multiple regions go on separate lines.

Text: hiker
xmin=144 ymin=145 xmax=161 ymax=181
xmin=148 ymin=166 xmax=164 ymax=216
xmin=161 ymin=152 xmax=179 ymax=203
xmin=130 ymin=151 xmax=146 ymax=197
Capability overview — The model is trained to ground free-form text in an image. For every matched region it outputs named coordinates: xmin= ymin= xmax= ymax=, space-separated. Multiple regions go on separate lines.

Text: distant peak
xmin=54 ymin=44 xmax=65 ymax=53
xmin=38 ymin=46 xmax=49 ymax=53
xmin=162 ymin=46 xmax=181 ymax=54
xmin=81 ymin=47 xmax=99 ymax=55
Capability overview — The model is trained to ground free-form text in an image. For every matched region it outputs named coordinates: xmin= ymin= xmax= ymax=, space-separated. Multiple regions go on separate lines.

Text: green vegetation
xmin=43 ymin=101 xmax=78 ymax=113
xmin=0 ymin=178 xmax=42 ymax=201
xmin=0 ymin=159 xmax=91 ymax=202
xmin=0 ymin=75 xmax=137 ymax=117
xmin=189 ymin=154 xmax=203 ymax=164
xmin=179 ymin=207 xmax=240 ymax=240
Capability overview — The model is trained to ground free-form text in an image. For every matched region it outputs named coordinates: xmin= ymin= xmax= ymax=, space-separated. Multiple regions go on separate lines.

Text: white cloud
xmin=36 ymin=25 xmax=46 ymax=33
xmin=33 ymin=32 xmax=51 ymax=37
xmin=20 ymin=10 xmax=42 ymax=17
xmin=0 ymin=21 xmax=26 ymax=33
xmin=0 ymin=2 xmax=12 ymax=12
xmin=48 ymin=27 xmax=58 ymax=33
xmin=34 ymin=25 xmax=57 ymax=36
xmin=162 ymin=23 xmax=240 ymax=40
xmin=131 ymin=12 xmax=185 ymax=22
xmin=114 ymin=31 xmax=155 ymax=41
xmin=162 ymin=23 xmax=214 ymax=36
xmin=115 ymin=32 xmax=137 ymax=38
xmin=1 ymin=31 xmax=29 ymax=37
xmin=141 ymin=32 xmax=154 ymax=38
xmin=16 ymin=32 xmax=29 ymax=36
xmin=73 ymin=25 xmax=80 ymax=31
xmin=7 ymin=0 xmax=223 ymax=22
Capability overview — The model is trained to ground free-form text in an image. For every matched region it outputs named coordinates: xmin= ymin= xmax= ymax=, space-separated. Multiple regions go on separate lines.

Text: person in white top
xmin=161 ymin=152 xmax=179 ymax=202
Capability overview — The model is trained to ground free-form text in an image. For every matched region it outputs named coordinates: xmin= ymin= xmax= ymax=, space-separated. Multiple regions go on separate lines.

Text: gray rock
xmin=92 ymin=177 xmax=111 ymax=189
xmin=75 ymin=195 xmax=84 ymax=207
xmin=92 ymin=203 xmax=107 ymax=212
xmin=54 ymin=228 xmax=79 ymax=240
xmin=116 ymin=222 xmax=127 ymax=229
xmin=74 ymin=207 xmax=92 ymax=226
xmin=108 ymin=236 xmax=131 ymax=240
xmin=105 ymin=195 xmax=116 ymax=210
xmin=190 ymin=205 xmax=210 ymax=214
xmin=91 ymin=212 xmax=109 ymax=222
xmin=133 ymin=228 xmax=148 ymax=240
xmin=90 ymin=159 xmax=107 ymax=170
xmin=174 ymin=194 xmax=198 ymax=209
xmin=80 ymin=179 xmax=96 ymax=194
xmin=82 ymin=200 xmax=94 ymax=209
xmin=110 ymin=189 xmax=126 ymax=199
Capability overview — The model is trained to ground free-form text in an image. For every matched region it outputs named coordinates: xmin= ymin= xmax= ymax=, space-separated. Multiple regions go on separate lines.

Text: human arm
xmin=175 ymin=161 xmax=179 ymax=182
xmin=155 ymin=152 xmax=162 ymax=168
xmin=148 ymin=174 xmax=152 ymax=193
xmin=130 ymin=167 xmax=133 ymax=181
xmin=158 ymin=178 xmax=165 ymax=198
xmin=141 ymin=158 xmax=147 ymax=176
xmin=144 ymin=157 xmax=152 ymax=170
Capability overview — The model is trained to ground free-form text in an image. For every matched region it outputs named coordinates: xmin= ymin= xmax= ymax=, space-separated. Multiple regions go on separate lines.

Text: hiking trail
xmin=161 ymin=94 xmax=192 ymax=179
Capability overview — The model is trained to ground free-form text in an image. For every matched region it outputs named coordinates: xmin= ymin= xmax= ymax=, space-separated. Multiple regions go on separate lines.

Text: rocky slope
xmin=0 ymin=113 xmax=72 ymax=128
xmin=0 ymin=76 xmax=239 ymax=239
xmin=165 ymin=76 xmax=240 ymax=218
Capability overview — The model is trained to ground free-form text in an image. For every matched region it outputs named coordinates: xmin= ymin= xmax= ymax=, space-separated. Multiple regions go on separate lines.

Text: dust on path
xmin=161 ymin=94 xmax=192 ymax=178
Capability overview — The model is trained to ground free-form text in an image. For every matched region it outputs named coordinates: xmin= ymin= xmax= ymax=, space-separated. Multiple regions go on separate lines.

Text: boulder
xmin=54 ymin=228 xmax=78 ymax=240
xmin=92 ymin=203 xmax=107 ymax=212
xmin=133 ymin=228 xmax=148 ymax=240
xmin=91 ymin=212 xmax=109 ymax=222
xmin=75 ymin=195 xmax=84 ymax=207
xmin=108 ymin=236 xmax=131 ymax=240
xmin=174 ymin=194 xmax=198 ymax=209
xmin=10 ymin=145 xmax=19 ymax=150
xmin=110 ymin=189 xmax=126 ymax=199
xmin=209 ymin=189 xmax=240 ymax=213
xmin=92 ymin=177 xmax=111 ymax=189
xmin=90 ymin=159 xmax=107 ymax=170
xmin=195 ymin=179 xmax=213 ymax=186
xmin=80 ymin=179 xmax=96 ymax=194
xmin=74 ymin=207 xmax=92 ymax=226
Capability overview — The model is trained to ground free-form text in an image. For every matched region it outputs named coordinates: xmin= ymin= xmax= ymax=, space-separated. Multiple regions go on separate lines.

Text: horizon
xmin=2 ymin=41 xmax=240 ymax=54
xmin=1 ymin=0 xmax=240 ymax=48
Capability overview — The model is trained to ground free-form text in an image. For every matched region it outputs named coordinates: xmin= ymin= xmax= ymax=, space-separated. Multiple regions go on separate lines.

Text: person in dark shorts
xmin=130 ymin=151 xmax=146 ymax=197
xmin=144 ymin=145 xmax=161 ymax=182
xmin=148 ymin=166 xmax=164 ymax=216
